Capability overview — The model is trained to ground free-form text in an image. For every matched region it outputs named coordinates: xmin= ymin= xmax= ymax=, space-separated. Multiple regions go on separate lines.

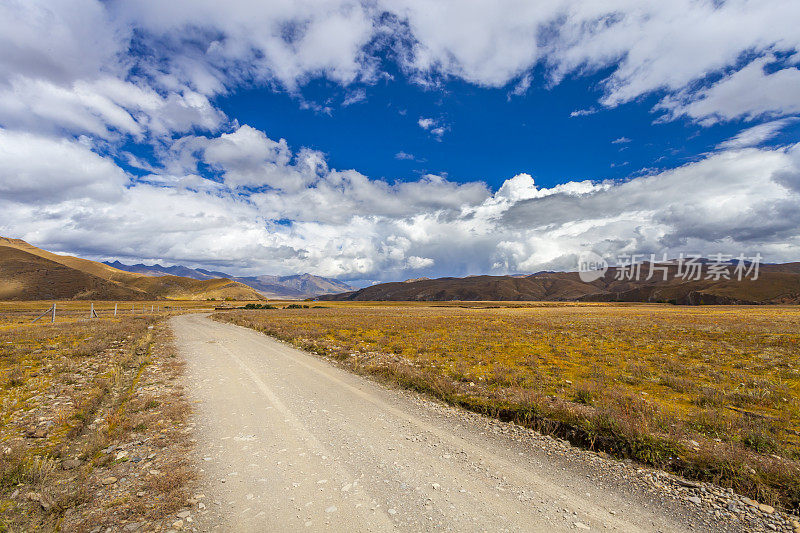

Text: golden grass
xmin=0 ymin=300 xmax=224 ymax=331
xmin=215 ymin=302 xmax=800 ymax=510
xmin=0 ymin=308 xmax=193 ymax=530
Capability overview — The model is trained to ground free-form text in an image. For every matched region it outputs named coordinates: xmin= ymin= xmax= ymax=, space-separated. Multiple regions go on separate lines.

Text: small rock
xmin=28 ymin=427 xmax=48 ymax=438
xmin=574 ymin=522 xmax=590 ymax=530
xmin=62 ymin=459 xmax=81 ymax=470
xmin=37 ymin=492 xmax=54 ymax=511
xmin=122 ymin=523 xmax=141 ymax=531
xmin=741 ymin=497 xmax=758 ymax=507
xmin=176 ymin=510 xmax=191 ymax=519
xmin=688 ymin=496 xmax=702 ymax=505
xmin=101 ymin=476 xmax=117 ymax=485
xmin=171 ymin=520 xmax=183 ymax=530
xmin=758 ymin=503 xmax=775 ymax=514
xmin=325 ymin=506 xmax=337 ymax=513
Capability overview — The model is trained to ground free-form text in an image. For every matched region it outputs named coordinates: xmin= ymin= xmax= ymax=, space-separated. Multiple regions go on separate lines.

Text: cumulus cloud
xmin=2 ymin=0 xmax=799 ymax=140
xmin=1 ymin=0 xmax=800 ymax=280
xmin=1 ymin=121 xmax=798 ymax=279
xmin=0 ymin=129 xmax=128 ymax=203
xmin=389 ymin=1 xmax=800 ymax=121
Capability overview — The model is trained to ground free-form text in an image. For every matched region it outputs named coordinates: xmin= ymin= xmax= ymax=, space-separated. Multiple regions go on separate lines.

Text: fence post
xmin=114 ymin=303 xmax=118 ymax=317
xmin=90 ymin=302 xmax=94 ymax=319
xmin=31 ymin=305 xmax=54 ymax=323
xmin=52 ymin=302 xmax=56 ymax=323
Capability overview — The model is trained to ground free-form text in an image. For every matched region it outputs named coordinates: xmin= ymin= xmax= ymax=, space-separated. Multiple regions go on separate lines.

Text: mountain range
xmin=4 ymin=236 xmax=799 ymax=304
xmin=321 ymin=261 xmax=800 ymax=304
xmin=103 ymin=261 xmax=355 ymax=299
xmin=0 ymin=237 xmax=263 ymax=301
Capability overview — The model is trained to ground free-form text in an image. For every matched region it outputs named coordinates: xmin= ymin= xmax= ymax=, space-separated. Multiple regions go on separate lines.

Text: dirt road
xmin=172 ymin=314 xmax=725 ymax=532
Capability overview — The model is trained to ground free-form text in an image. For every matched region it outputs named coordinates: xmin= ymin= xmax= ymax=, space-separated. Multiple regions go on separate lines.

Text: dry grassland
xmin=215 ymin=303 xmax=800 ymax=511
xmin=0 ymin=306 xmax=193 ymax=531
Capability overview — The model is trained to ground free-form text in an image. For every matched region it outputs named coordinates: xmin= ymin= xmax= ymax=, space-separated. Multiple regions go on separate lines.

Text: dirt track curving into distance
xmin=172 ymin=314 xmax=736 ymax=532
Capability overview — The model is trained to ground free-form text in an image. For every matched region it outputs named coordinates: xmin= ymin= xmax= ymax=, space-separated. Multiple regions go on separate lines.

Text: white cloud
xmin=406 ymin=256 xmax=434 ymax=269
xmin=417 ymin=117 xmax=447 ymax=139
xmin=389 ymin=0 xmax=800 ymax=121
xmin=611 ymin=137 xmax=631 ymax=144
xmin=659 ymin=57 xmax=800 ymax=124
xmin=342 ymin=88 xmax=367 ymax=106
xmin=0 ymin=129 xmax=128 ymax=203
xmin=569 ymin=107 xmax=597 ymax=118
xmin=1 ymin=0 xmax=800 ymax=280
xmin=1 ymin=0 xmax=798 ymax=144
xmin=395 ymin=151 xmax=416 ymax=160
xmin=2 ymin=123 xmax=798 ymax=279
xmin=0 ymin=76 xmax=225 ymax=140
xmin=417 ymin=117 xmax=435 ymax=130
xmin=112 ymin=0 xmax=378 ymax=92
xmin=0 ymin=0 xmax=125 ymax=84
xmin=716 ymin=118 xmax=798 ymax=150
xmin=508 ymin=73 xmax=532 ymax=98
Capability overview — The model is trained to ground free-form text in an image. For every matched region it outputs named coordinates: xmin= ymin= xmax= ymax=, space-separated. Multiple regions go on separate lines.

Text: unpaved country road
xmin=172 ymin=314 xmax=721 ymax=532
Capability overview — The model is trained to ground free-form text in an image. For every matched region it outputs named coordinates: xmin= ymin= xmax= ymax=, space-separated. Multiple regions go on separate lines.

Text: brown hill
xmin=0 ymin=237 xmax=264 ymax=301
xmin=321 ymin=261 xmax=800 ymax=304
xmin=0 ymin=246 xmax=144 ymax=300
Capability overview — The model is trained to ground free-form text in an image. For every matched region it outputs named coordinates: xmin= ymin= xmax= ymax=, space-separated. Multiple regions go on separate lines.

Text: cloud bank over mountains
xmin=1 ymin=0 xmax=799 ymax=279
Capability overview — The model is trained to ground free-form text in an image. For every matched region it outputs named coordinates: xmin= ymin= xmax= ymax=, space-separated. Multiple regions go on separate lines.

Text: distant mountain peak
xmin=104 ymin=261 xmax=355 ymax=299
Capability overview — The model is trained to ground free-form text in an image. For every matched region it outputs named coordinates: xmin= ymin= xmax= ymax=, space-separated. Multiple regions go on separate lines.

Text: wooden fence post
xmin=114 ymin=303 xmax=118 ymax=317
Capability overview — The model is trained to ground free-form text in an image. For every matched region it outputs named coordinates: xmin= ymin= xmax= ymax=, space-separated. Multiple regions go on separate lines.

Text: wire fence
xmin=0 ymin=303 xmax=201 ymax=327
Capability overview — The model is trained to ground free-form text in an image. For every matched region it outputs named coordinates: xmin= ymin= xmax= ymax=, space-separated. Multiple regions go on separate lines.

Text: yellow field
xmin=0 ymin=306 xmax=192 ymax=530
xmin=0 ymin=300 xmax=232 ymax=332
xmin=215 ymin=302 xmax=800 ymax=508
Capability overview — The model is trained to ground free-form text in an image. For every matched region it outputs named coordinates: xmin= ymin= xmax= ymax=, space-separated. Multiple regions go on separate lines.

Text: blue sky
xmin=1 ymin=1 xmax=800 ymax=282
xmin=214 ymin=68 xmax=747 ymax=190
